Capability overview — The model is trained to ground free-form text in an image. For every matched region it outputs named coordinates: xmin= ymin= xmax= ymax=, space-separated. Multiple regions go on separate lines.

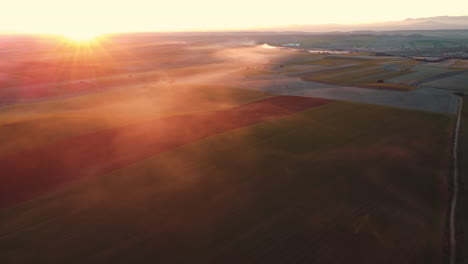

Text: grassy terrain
xmin=0 ymin=101 xmax=453 ymax=264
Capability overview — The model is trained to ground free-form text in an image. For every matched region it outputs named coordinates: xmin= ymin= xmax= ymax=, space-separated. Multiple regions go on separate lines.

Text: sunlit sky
xmin=1 ymin=0 xmax=467 ymax=35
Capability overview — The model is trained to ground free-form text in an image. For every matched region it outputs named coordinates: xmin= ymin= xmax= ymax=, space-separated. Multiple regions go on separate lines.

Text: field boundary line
xmin=449 ymin=96 xmax=463 ymax=264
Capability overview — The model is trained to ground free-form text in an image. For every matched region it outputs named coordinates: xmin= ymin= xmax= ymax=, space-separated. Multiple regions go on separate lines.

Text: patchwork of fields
xmin=0 ymin=36 xmax=463 ymax=263
xmin=272 ymin=54 xmax=468 ymax=92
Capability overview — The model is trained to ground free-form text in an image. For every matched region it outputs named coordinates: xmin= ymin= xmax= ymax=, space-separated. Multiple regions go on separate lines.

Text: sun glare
xmin=62 ymin=32 xmax=101 ymax=43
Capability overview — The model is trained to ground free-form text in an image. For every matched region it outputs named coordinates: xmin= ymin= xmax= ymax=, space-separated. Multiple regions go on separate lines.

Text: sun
xmin=61 ymin=31 xmax=101 ymax=43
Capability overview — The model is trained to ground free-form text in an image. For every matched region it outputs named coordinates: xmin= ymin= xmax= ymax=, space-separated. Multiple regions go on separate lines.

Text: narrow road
xmin=455 ymin=95 xmax=468 ymax=264
xmin=450 ymin=96 xmax=463 ymax=264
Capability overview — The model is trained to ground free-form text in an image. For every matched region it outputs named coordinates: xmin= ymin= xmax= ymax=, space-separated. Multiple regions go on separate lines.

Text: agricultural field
xmin=272 ymin=55 xmax=467 ymax=91
xmin=0 ymin=99 xmax=454 ymax=264
xmin=0 ymin=34 xmax=463 ymax=264
xmin=421 ymin=73 xmax=468 ymax=91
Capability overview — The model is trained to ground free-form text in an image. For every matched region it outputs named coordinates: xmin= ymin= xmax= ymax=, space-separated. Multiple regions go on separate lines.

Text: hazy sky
xmin=1 ymin=0 xmax=467 ymax=35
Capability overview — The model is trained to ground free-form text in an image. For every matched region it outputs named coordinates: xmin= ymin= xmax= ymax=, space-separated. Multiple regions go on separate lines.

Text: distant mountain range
xmin=260 ymin=16 xmax=468 ymax=32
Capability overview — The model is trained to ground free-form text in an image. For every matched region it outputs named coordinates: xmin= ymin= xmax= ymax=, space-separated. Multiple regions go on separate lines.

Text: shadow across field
xmin=0 ymin=96 xmax=333 ymax=208
xmin=0 ymin=101 xmax=452 ymax=264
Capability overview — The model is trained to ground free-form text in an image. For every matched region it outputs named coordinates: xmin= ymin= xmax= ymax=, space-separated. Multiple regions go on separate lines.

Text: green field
xmin=0 ymin=101 xmax=453 ymax=264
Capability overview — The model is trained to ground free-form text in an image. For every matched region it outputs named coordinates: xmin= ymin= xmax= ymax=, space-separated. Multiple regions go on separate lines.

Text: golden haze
xmin=0 ymin=0 xmax=467 ymax=35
